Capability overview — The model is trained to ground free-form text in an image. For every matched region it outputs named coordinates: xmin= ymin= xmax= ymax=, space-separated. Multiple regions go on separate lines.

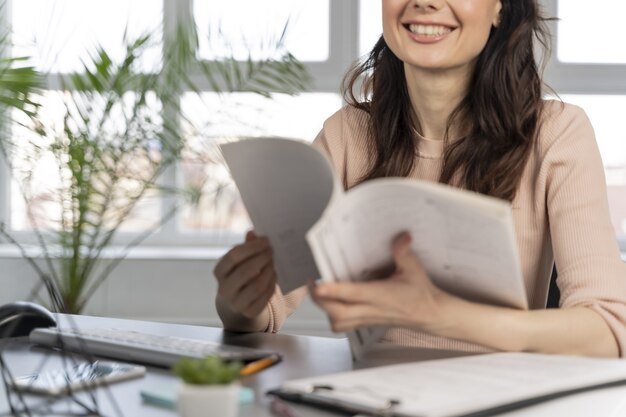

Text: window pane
xmin=560 ymin=95 xmax=626 ymax=239
xmin=557 ymin=2 xmax=626 ymax=64
xmin=195 ymin=0 xmax=329 ymax=62
xmin=359 ymin=0 xmax=382 ymax=57
xmin=10 ymin=91 xmax=162 ymax=232
xmin=11 ymin=0 xmax=162 ymax=73
xmin=179 ymin=92 xmax=342 ymax=232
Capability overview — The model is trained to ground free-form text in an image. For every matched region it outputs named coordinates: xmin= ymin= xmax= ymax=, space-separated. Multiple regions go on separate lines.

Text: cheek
xmin=381 ymin=0 xmax=405 ymax=37
xmin=454 ymin=0 xmax=499 ymax=35
xmin=381 ymin=6 xmax=396 ymax=39
xmin=457 ymin=13 xmax=496 ymax=59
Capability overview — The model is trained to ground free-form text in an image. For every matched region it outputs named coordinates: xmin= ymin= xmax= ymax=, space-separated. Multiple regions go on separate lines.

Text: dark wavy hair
xmin=343 ymin=0 xmax=552 ymax=201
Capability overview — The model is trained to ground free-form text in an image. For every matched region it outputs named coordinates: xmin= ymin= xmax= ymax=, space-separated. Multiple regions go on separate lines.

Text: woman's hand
xmin=214 ymin=231 xmax=277 ymax=321
xmin=310 ymin=232 xmax=450 ymax=333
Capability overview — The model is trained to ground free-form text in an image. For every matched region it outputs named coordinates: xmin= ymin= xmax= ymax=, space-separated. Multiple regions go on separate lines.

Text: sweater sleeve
xmin=265 ymin=285 xmax=308 ymax=333
xmin=541 ymin=104 xmax=626 ymax=356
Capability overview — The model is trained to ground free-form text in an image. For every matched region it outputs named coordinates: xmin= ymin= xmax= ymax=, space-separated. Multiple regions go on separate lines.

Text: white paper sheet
xmin=221 ymin=138 xmax=340 ymax=293
xmin=280 ymin=352 xmax=626 ymax=417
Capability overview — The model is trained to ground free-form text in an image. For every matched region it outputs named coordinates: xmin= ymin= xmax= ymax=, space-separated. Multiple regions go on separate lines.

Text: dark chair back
xmin=546 ymin=265 xmax=560 ymax=309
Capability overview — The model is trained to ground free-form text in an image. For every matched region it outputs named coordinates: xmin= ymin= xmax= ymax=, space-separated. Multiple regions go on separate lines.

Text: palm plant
xmin=0 ymin=19 xmax=311 ymax=314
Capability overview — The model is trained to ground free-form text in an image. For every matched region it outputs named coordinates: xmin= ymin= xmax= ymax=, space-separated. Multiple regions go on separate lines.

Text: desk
xmin=2 ymin=314 xmax=625 ymax=416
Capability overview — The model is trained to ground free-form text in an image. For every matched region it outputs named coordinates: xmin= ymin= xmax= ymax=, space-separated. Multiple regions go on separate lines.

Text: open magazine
xmin=221 ymin=137 xmax=527 ymax=357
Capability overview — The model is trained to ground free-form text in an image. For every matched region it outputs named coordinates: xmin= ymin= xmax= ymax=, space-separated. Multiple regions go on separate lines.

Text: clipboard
xmin=267 ymin=352 xmax=626 ymax=417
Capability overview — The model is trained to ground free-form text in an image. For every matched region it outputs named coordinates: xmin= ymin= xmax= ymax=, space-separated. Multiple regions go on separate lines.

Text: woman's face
xmin=382 ymin=0 xmax=502 ymax=73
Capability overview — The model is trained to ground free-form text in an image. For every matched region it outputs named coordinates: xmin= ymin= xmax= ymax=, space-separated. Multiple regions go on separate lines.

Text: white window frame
xmin=541 ymin=0 xmax=626 ymax=252
xmin=0 ymin=0 xmax=361 ymax=249
xmin=1 ymin=0 xmax=624 ymax=253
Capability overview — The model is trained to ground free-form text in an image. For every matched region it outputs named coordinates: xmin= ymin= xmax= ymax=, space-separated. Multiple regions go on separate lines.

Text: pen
xmin=240 ymin=354 xmax=281 ymax=376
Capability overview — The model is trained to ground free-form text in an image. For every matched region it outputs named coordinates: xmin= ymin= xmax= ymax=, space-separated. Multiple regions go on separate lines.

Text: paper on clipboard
xmin=271 ymin=352 xmax=626 ymax=417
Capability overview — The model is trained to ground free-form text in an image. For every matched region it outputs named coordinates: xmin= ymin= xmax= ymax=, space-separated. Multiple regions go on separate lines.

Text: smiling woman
xmin=215 ymin=0 xmax=626 ymax=359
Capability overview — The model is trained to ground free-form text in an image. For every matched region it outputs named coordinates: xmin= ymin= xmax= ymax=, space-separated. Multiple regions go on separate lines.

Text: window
xmin=543 ymin=0 xmax=626 ymax=248
xmin=2 ymin=1 xmax=624 ymax=250
xmin=1 ymin=0 xmax=351 ymax=247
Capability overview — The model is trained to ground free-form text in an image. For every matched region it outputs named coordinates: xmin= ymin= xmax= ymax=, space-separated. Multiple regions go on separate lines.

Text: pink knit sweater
xmin=265 ymin=100 xmax=626 ymax=356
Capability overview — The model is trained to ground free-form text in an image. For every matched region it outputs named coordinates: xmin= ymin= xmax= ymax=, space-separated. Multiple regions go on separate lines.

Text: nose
xmin=412 ymin=0 xmax=444 ymax=11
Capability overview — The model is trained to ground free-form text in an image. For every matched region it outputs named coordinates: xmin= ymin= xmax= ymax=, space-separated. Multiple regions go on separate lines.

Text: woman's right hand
xmin=213 ymin=231 xmax=277 ymax=321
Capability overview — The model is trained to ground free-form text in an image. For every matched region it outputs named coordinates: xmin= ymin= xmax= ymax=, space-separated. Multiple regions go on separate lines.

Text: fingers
xmin=218 ymin=248 xmax=273 ymax=300
xmin=242 ymin=280 xmax=277 ymax=319
xmin=311 ymin=281 xmax=380 ymax=305
xmin=309 ymin=232 xmax=441 ymax=333
xmin=214 ymin=235 xmax=269 ymax=279
xmin=245 ymin=230 xmax=257 ymax=242
xmin=233 ymin=263 xmax=277 ymax=315
xmin=213 ymin=231 xmax=277 ymax=318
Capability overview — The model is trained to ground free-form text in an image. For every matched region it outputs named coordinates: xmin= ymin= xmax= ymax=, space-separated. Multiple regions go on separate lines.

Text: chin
xmin=406 ymin=61 xmax=450 ymax=72
xmin=404 ymin=58 xmax=472 ymax=75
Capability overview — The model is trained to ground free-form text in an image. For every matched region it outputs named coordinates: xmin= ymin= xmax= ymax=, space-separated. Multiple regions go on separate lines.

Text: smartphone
xmin=11 ymin=361 xmax=146 ymax=396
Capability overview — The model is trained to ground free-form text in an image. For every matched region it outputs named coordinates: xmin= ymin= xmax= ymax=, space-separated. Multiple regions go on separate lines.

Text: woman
xmin=213 ymin=0 xmax=626 ymax=357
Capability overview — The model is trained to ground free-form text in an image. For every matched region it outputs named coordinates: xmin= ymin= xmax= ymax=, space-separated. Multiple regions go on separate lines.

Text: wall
xmin=0 ymin=255 xmax=337 ymax=338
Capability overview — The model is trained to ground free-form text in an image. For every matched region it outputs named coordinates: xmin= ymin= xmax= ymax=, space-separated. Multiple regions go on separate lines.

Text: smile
xmin=406 ymin=24 xmax=454 ymax=37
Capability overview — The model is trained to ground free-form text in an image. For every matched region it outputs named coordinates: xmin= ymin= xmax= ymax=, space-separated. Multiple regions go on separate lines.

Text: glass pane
xmin=359 ymin=0 xmax=382 ymax=57
xmin=557 ymin=2 xmax=626 ymax=64
xmin=10 ymin=91 xmax=162 ymax=232
xmin=195 ymin=0 xmax=329 ymax=61
xmin=11 ymin=0 xmax=162 ymax=73
xmin=560 ymin=95 xmax=626 ymax=239
xmin=179 ymin=92 xmax=342 ymax=232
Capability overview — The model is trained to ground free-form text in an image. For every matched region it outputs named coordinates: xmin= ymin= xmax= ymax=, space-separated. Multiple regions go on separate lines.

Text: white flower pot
xmin=177 ymin=382 xmax=240 ymax=417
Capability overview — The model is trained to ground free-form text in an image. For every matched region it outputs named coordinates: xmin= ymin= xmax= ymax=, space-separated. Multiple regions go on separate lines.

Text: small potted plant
xmin=173 ymin=356 xmax=243 ymax=417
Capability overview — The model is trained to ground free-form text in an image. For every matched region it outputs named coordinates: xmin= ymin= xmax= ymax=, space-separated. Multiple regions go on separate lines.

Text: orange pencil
xmin=240 ymin=354 xmax=281 ymax=376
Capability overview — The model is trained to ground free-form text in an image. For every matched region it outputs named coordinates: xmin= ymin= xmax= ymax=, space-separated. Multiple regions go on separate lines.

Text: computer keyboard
xmin=30 ymin=327 xmax=278 ymax=368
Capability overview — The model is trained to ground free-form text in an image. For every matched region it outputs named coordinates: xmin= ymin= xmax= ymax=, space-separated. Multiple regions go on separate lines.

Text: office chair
xmin=546 ymin=265 xmax=560 ymax=309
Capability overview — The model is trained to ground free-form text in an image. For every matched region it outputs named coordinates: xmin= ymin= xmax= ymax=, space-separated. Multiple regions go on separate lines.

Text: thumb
xmin=391 ymin=232 xmax=423 ymax=276
xmin=245 ymin=230 xmax=257 ymax=242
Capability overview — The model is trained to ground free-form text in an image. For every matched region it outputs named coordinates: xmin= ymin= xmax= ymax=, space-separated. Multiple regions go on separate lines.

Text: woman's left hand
xmin=310 ymin=232 xmax=452 ymax=333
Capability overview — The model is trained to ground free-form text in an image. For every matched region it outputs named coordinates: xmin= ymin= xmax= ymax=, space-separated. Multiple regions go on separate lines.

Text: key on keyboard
xmin=30 ymin=327 xmax=278 ymax=367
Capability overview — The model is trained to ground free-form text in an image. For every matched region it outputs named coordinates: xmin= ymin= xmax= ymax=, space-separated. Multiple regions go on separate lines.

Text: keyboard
xmin=30 ymin=327 xmax=279 ymax=368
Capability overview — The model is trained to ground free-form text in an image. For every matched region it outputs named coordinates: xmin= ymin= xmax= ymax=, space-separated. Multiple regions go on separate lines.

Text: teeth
xmin=409 ymin=24 xmax=452 ymax=37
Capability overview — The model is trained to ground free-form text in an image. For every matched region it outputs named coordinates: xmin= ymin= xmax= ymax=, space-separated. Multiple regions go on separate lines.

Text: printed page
xmin=308 ymin=212 xmax=387 ymax=357
xmin=221 ymin=138 xmax=342 ymax=293
xmin=309 ymin=177 xmax=527 ymax=310
xmin=280 ymin=352 xmax=626 ymax=417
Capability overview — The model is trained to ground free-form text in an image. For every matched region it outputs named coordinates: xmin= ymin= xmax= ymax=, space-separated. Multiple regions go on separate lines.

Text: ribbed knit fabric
xmin=266 ymin=100 xmax=626 ymax=356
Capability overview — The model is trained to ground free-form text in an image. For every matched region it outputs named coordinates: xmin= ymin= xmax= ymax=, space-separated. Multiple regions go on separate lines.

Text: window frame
xmin=0 ymin=0 xmax=360 ymax=248
xmin=1 ymin=0 xmax=624 ymax=252
xmin=542 ymin=0 xmax=626 ymax=94
xmin=541 ymin=0 xmax=626 ymax=251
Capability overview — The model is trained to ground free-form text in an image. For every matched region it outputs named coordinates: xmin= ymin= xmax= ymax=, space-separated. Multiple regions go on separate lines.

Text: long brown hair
xmin=343 ymin=0 xmax=551 ymax=201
